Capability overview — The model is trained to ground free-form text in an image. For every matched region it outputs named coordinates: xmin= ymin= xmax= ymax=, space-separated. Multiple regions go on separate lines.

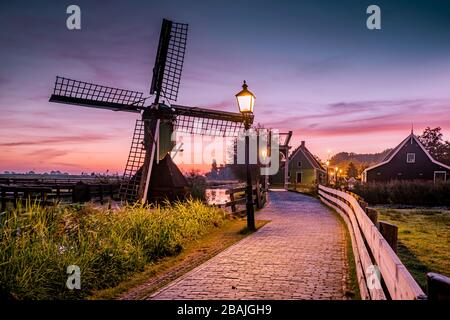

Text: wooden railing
xmin=0 ymin=182 xmax=120 ymax=210
xmin=209 ymin=182 xmax=268 ymax=216
xmin=318 ymin=184 xmax=426 ymax=300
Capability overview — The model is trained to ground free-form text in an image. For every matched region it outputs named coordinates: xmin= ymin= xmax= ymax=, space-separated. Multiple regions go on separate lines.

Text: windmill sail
xmin=119 ymin=119 xmax=160 ymax=202
xmin=119 ymin=120 xmax=147 ymax=202
xmin=49 ymin=76 xmax=145 ymax=113
xmin=150 ymin=19 xmax=188 ymax=103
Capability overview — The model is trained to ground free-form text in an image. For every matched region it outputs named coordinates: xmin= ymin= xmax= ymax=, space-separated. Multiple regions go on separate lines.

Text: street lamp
xmin=236 ymin=80 xmax=256 ymax=231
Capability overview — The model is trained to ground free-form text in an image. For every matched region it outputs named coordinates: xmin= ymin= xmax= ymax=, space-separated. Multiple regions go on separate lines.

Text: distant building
xmin=362 ymin=132 xmax=450 ymax=183
xmin=271 ymin=141 xmax=326 ymax=186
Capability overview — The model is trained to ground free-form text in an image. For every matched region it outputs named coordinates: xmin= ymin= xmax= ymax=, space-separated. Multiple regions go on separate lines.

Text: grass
xmin=328 ymin=209 xmax=361 ymax=300
xmin=91 ymin=219 xmax=270 ymax=300
xmin=0 ymin=199 xmax=234 ymax=300
xmin=377 ymin=207 xmax=450 ymax=289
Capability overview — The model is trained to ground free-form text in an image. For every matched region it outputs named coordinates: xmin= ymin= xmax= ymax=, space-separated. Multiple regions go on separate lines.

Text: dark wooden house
xmin=362 ymin=132 xmax=450 ymax=183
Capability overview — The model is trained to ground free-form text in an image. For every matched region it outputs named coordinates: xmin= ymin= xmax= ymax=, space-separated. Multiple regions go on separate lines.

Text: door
xmin=434 ymin=171 xmax=446 ymax=182
xmin=296 ymin=172 xmax=302 ymax=184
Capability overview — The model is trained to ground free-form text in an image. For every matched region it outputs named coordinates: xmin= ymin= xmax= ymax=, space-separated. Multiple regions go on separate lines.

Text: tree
xmin=419 ymin=127 xmax=450 ymax=165
xmin=346 ymin=162 xmax=358 ymax=178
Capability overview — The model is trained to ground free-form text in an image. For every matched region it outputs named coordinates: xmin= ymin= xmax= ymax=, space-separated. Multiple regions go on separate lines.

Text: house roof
xmin=364 ymin=133 xmax=450 ymax=173
xmin=287 ymin=142 xmax=326 ymax=172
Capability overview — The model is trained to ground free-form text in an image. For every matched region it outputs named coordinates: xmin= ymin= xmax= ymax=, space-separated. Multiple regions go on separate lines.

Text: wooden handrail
xmin=318 ymin=184 xmax=426 ymax=300
xmin=209 ymin=182 xmax=268 ymax=215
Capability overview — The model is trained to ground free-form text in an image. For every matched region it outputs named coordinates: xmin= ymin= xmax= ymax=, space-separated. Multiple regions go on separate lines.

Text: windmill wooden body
xmin=49 ymin=19 xmax=250 ymax=203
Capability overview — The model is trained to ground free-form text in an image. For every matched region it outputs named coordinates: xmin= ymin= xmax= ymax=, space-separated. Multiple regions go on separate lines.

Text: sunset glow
xmin=1 ymin=0 xmax=449 ymax=174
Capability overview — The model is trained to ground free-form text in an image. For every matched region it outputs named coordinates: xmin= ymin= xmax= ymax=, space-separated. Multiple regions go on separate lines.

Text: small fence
xmin=207 ymin=182 xmax=268 ymax=216
xmin=318 ymin=184 xmax=426 ymax=300
xmin=0 ymin=182 xmax=120 ymax=210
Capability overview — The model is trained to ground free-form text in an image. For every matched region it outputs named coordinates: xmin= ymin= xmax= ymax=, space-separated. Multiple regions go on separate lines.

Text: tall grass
xmin=353 ymin=180 xmax=450 ymax=206
xmin=0 ymin=199 xmax=227 ymax=299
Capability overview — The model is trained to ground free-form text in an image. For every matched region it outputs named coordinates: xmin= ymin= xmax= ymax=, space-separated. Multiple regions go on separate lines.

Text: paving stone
xmin=150 ymin=191 xmax=350 ymax=300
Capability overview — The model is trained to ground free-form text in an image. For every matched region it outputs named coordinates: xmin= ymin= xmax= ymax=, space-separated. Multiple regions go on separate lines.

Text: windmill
xmin=49 ymin=19 xmax=250 ymax=203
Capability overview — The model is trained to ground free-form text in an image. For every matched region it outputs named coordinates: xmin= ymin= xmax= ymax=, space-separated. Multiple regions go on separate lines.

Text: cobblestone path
xmin=150 ymin=191 xmax=350 ymax=300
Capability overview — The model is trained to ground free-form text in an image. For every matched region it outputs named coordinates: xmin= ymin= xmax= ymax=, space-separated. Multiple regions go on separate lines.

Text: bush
xmin=185 ymin=171 xmax=207 ymax=200
xmin=0 ymin=199 xmax=226 ymax=299
xmin=353 ymin=180 xmax=450 ymax=206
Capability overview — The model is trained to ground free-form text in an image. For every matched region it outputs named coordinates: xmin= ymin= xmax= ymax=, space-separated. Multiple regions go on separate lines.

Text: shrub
xmin=352 ymin=180 xmax=450 ymax=206
xmin=185 ymin=171 xmax=207 ymax=200
xmin=0 ymin=199 xmax=226 ymax=299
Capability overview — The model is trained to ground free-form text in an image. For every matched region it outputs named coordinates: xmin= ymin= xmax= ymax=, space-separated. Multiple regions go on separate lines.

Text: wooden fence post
xmin=13 ymin=191 xmax=18 ymax=208
xmin=366 ymin=207 xmax=379 ymax=225
xmin=109 ymin=184 xmax=114 ymax=200
xmin=379 ymin=221 xmax=398 ymax=253
xmin=99 ymin=185 xmax=104 ymax=205
xmin=256 ymin=181 xmax=262 ymax=209
xmin=1 ymin=189 xmax=6 ymax=211
xmin=229 ymin=192 xmax=236 ymax=213
xmin=427 ymin=272 xmax=450 ymax=300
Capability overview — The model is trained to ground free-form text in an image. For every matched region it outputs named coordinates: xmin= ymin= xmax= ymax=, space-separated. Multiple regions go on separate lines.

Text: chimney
xmin=301 ymin=141 xmax=305 ymax=148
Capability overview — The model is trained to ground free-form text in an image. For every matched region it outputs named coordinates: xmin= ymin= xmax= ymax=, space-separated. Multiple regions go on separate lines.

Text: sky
xmin=1 ymin=0 xmax=450 ymax=174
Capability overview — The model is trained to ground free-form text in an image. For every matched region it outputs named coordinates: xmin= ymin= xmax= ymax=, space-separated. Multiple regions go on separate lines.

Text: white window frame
xmin=434 ymin=171 xmax=447 ymax=182
xmin=298 ymin=161 xmax=302 ymax=168
xmin=406 ymin=153 xmax=416 ymax=163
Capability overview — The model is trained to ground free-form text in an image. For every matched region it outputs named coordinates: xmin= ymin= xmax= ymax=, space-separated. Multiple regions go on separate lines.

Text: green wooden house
xmin=271 ymin=141 xmax=326 ymax=187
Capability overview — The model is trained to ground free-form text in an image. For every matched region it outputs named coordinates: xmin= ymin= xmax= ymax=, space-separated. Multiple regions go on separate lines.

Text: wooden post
xmin=256 ymin=180 xmax=262 ymax=209
xmin=366 ymin=207 xmax=378 ymax=225
xmin=1 ymin=189 xmax=6 ymax=211
xmin=379 ymin=221 xmax=398 ymax=253
xmin=13 ymin=191 xmax=18 ymax=208
xmin=427 ymin=272 xmax=450 ymax=300
xmin=359 ymin=200 xmax=368 ymax=212
xmin=99 ymin=185 xmax=104 ymax=205
xmin=229 ymin=192 xmax=236 ymax=214
xmin=56 ymin=186 xmax=61 ymax=200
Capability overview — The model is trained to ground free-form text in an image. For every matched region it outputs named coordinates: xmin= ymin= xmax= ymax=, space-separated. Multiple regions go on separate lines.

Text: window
xmin=287 ymin=171 xmax=291 ymax=178
xmin=298 ymin=161 xmax=302 ymax=168
xmin=296 ymin=172 xmax=302 ymax=183
xmin=407 ymin=153 xmax=415 ymax=163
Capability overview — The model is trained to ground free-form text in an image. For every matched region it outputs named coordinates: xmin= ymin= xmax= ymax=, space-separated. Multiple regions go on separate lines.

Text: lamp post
xmin=236 ymin=80 xmax=256 ymax=231
xmin=326 ymin=160 xmax=330 ymax=184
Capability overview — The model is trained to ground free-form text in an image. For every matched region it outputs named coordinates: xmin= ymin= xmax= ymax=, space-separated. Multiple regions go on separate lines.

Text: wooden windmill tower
xmin=49 ymin=19 xmax=250 ymax=203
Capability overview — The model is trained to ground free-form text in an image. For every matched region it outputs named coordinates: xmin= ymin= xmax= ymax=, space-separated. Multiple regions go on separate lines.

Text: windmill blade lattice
xmin=50 ymin=76 xmax=145 ymax=112
xmin=150 ymin=20 xmax=188 ymax=102
xmin=174 ymin=115 xmax=245 ymax=137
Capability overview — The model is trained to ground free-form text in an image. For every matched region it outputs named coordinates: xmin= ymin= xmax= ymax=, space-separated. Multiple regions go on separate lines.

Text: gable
xmin=290 ymin=149 xmax=315 ymax=169
xmin=365 ymin=134 xmax=450 ymax=173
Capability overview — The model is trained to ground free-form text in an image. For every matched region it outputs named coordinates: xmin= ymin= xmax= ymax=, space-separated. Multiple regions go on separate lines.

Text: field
xmin=377 ymin=207 xmax=450 ymax=289
xmin=0 ymin=199 xmax=232 ymax=299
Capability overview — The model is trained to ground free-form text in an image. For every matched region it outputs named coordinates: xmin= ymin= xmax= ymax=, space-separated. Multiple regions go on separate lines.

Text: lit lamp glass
xmin=235 ymin=80 xmax=255 ymax=114
xmin=261 ymin=148 xmax=268 ymax=159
